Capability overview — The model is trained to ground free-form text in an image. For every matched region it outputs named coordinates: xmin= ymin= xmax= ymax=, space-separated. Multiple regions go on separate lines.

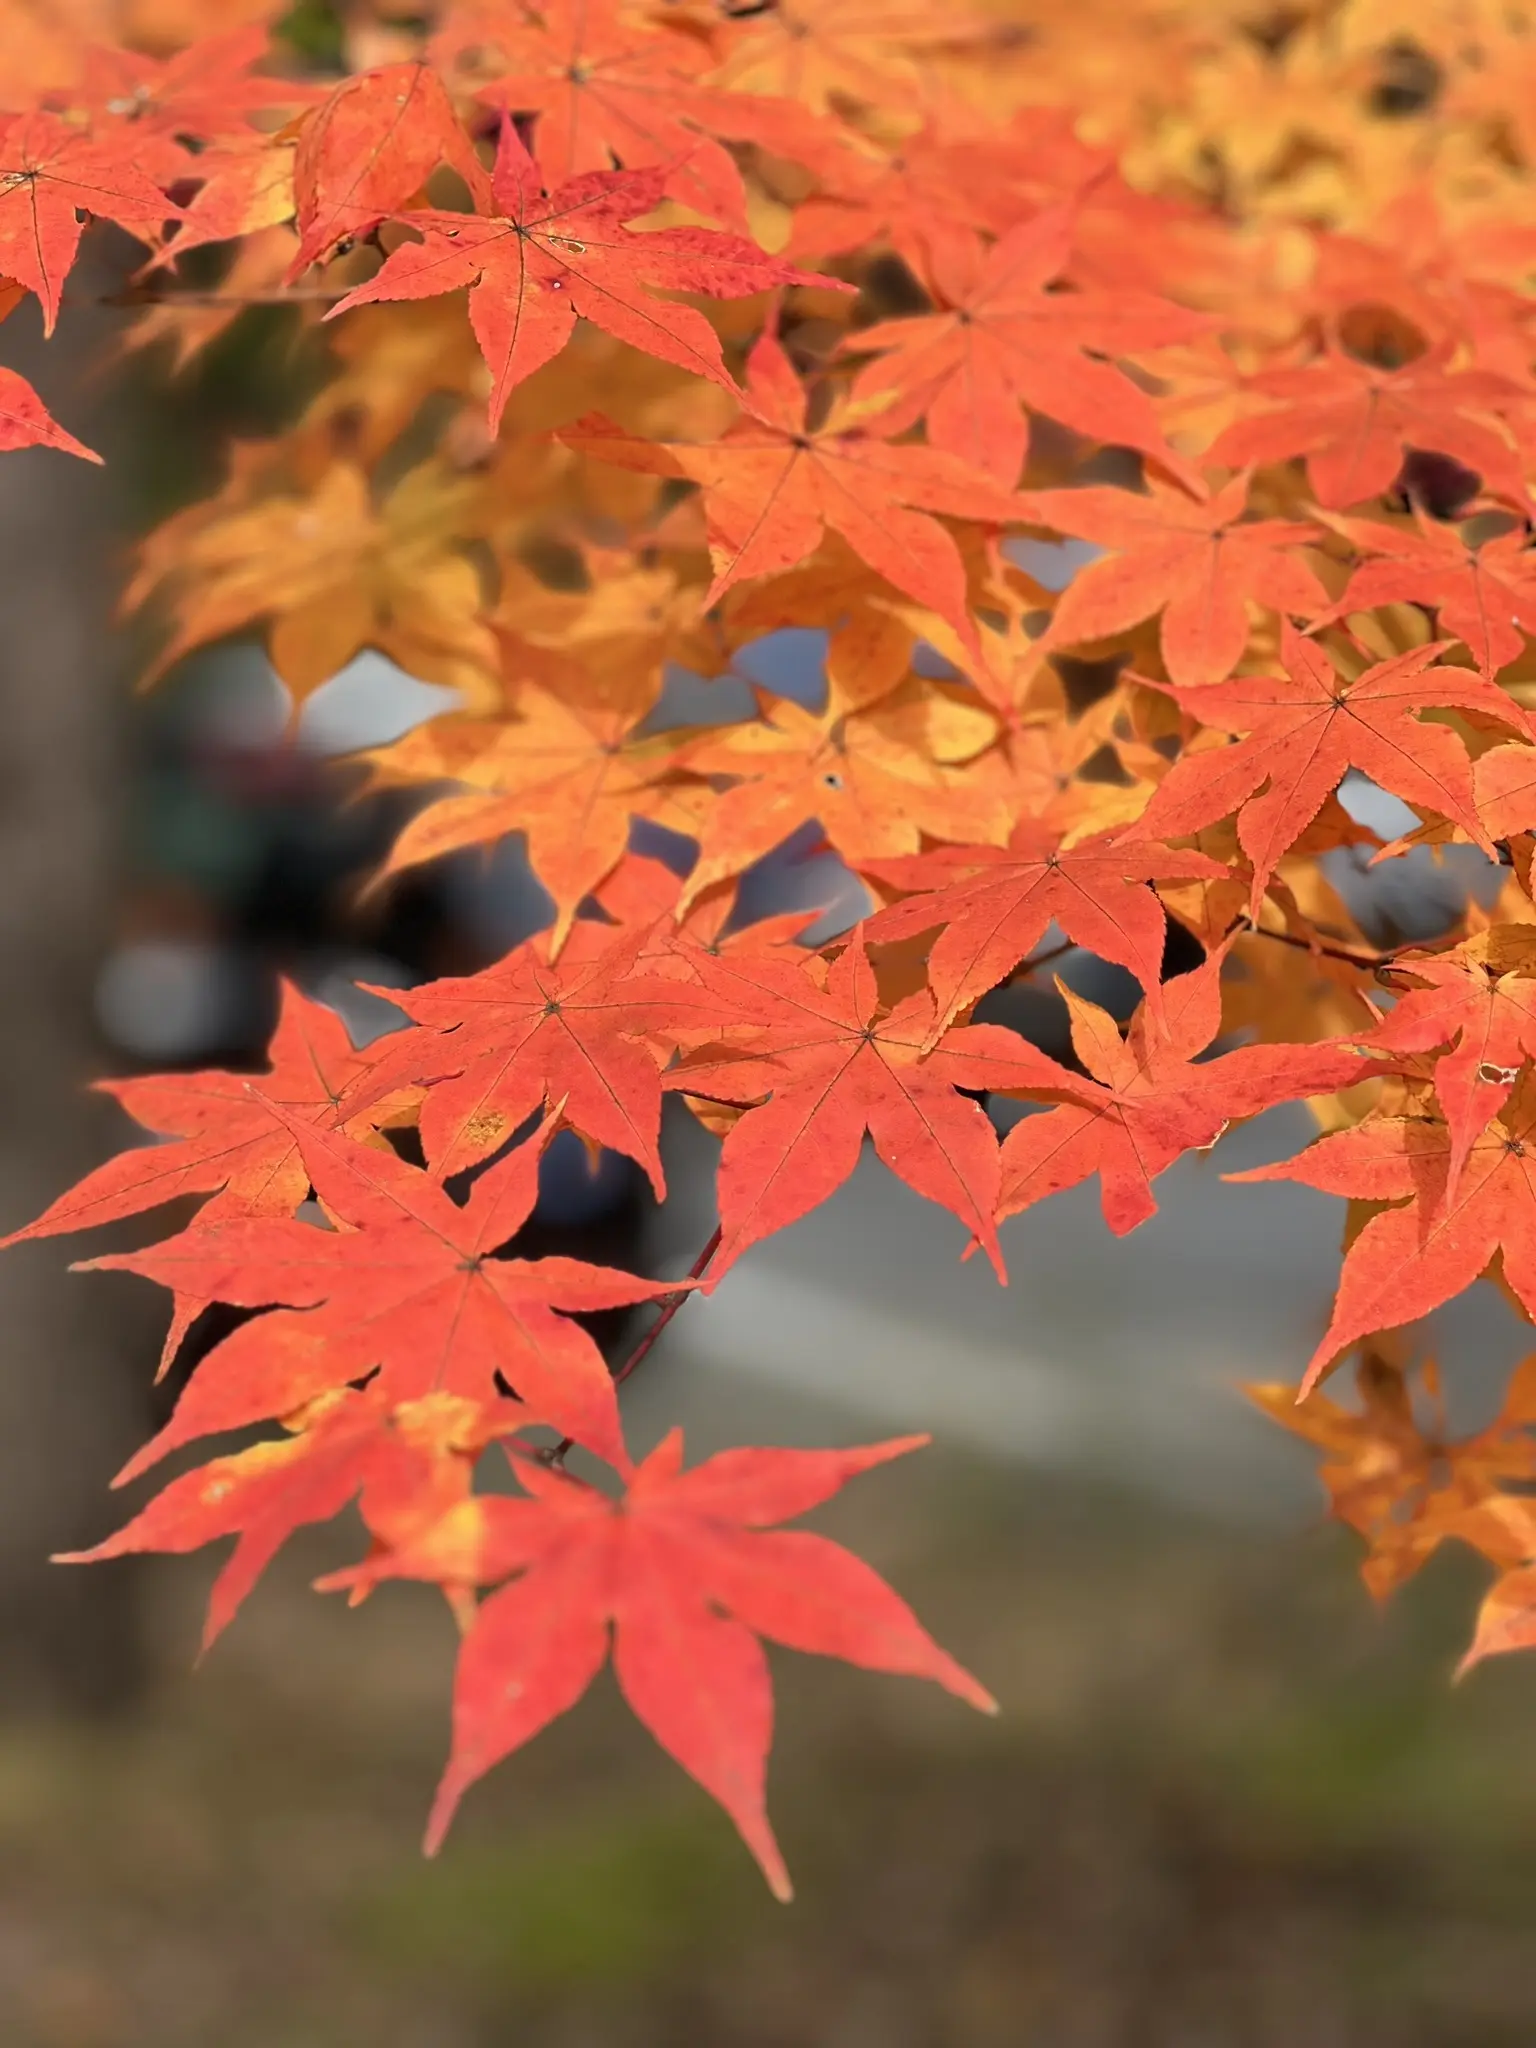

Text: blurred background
xmin=2 ymin=245 xmax=1536 ymax=2048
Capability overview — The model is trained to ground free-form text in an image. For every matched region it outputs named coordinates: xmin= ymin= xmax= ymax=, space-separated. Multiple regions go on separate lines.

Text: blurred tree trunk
xmin=0 ymin=298 xmax=153 ymax=1712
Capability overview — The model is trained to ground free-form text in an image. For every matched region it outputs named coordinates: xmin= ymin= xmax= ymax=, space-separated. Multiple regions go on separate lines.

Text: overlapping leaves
xmin=21 ymin=0 xmax=1536 ymax=1890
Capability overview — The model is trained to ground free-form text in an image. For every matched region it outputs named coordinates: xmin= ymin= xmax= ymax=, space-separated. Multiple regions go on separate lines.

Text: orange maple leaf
xmin=1019 ymin=471 xmax=1330 ymax=687
xmin=362 ymin=661 xmax=711 ymax=949
xmin=565 ymin=328 xmax=1031 ymax=645
xmin=845 ymin=206 xmax=1209 ymax=486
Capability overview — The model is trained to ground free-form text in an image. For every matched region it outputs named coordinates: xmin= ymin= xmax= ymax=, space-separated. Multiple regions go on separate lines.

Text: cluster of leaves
xmin=15 ymin=0 xmax=1536 ymax=1893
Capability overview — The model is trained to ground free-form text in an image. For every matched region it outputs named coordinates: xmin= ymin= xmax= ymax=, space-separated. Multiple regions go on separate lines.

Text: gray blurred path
xmin=632 ymin=1104 xmax=1524 ymax=1524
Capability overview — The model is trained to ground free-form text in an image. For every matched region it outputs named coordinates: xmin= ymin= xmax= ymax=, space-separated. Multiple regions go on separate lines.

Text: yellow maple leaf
xmin=363 ymin=660 xmax=711 ymax=948
xmin=678 ymin=679 xmax=1004 ymax=910
xmin=130 ymin=454 xmax=501 ymax=709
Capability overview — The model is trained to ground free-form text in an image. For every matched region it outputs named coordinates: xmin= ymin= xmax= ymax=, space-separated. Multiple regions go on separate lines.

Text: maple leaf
xmin=583 ymin=867 xmax=833 ymax=1115
xmin=1206 ymin=343 xmax=1532 ymax=510
xmin=62 ymin=26 xmax=310 ymax=161
xmin=328 ymin=118 xmax=832 ymax=433
xmin=654 ymin=928 xmax=1061 ymax=1280
xmin=1228 ymin=1084 xmax=1536 ymax=1395
xmin=1305 ymin=192 xmax=1536 ymax=382
xmin=1462 ymin=1563 xmax=1536 ymax=1674
xmin=989 ymin=955 xmax=1381 ymax=1236
xmin=40 ymin=0 xmax=1536 ymax=1894
xmin=0 ymin=365 xmax=99 ymax=461
xmin=296 ymin=297 xmax=491 ymax=458
xmin=783 ymin=113 xmax=1105 ymax=266
xmin=1311 ymin=506 xmax=1536 ymax=679
xmin=902 ymin=577 xmax=1162 ymax=830
xmin=81 ymin=1113 xmax=686 ymax=1472
xmin=564 ymin=329 xmax=1032 ymax=644
xmin=361 ymin=666 xmax=710 ymax=948
xmin=1470 ymin=740 xmax=1536 ymax=842
xmin=126 ymin=454 xmax=500 ymax=705
xmin=153 ymin=141 xmax=296 ymax=265
xmin=1450 ymin=1490 xmax=1536 ymax=1674
xmin=60 ymin=1387 xmax=526 ymax=1652
xmin=0 ymin=109 xmax=178 ymax=331
xmin=597 ymin=851 xmax=825 ymax=968
xmin=478 ymin=544 xmax=727 ymax=713
xmin=1016 ymin=472 xmax=1331 ymax=687
xmin=344 ymin=922 xmax=670 ymax=1187
xmin=864 ymin=823 xmax=1226 ymax=1041
xmin=2 ymin=980 xmax=395 ymax=1247
xmin=288 ymin=59 xmax=492 ymax=276
xmin=1135 ymin=624 xmax=1531 ymax=913
xmin=676 ymin=679 xmax=1003 ymax=913
xmin=1249 ymin=1348 xmax=1536 ymax=1600
xmin=843 ymin=207 xmax=1209 ymax=486
xmin=433 ymin=0 xmax=759 ymax=227
xmin=714 ymin=536 xmax=934 ymax=712
xmin=324 ymin=1428 xmax=994 ymax=1897
xmin=708 ymin=0 xmax=1000 ymax=117
xmin=1358 ymin=928 xmax=1536 ymax=1191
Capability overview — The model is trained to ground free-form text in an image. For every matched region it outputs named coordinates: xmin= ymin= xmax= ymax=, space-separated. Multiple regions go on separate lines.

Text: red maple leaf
xmin=1311 ymin=506 xmax=1536 ymax=678
xmin=62 ymin=26 xmax=310 ymax=163
xmin=1229 ymin=1086 xmax=1536 ymax=1395
xmin=2 ymin=980 xmax=393 ymax=1246
xmin=345 ymin=922 xmax=670 ymax=1187
xmin=434 ymin=0 xmax=762 ymax=226
xmin=0 ymin=366 xmax=99 ymax=461
xmin=1358 ymin=929 xmax=1536 ymax=1191
xmin=842 ymin=205 xmax=1209 ymax=485
xmin=0 ymin=110 xmax=178 ymax=331
xmin=81 ymin=1112 xmax=684 ymax=1472
xmin=1017 ymin=471 xmax=1331 ymax=687
xmin=288 ymin=59 xmax=493 ymax=276
xmin=564 ymin=328 xmax=1030 ymax=643
xmin=328 ymin=117 xmax=830 ymax=431
xmin=1206 ymin=343 xmax=1532 ymax=510
xmin=653 ymin=928 xmax=1059 ymax=1279
xmin=1135 ymin=624 xmax=1530 ymax=911
xmin=989 ymin=955 xmax=1381 ymax=1235
xmin=593 ymin=850 xmax=824 ymax=961
xmin=784 ymin=114 xmax=1103 ymax=265
xmin=61 ymin=1386 xmax=526 ymax=1651
xmin=323 ymin=1428 xmax=994 ymax=1897
xmin=864 ymin=822 xmax=1225 ymax=1039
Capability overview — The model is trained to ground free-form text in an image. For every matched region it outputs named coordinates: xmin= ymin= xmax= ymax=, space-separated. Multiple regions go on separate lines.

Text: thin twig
xmin=539 ymin=1224 xmax=724 ymax=1469
xmin=1004 ymin=935 xmax=1080 ymax=983
xmin=1233 ymin=917 xmax=1468 ymax=973
xmin=99 ymin=283 xmax=353 ymax=310
xmin=1233 ymin=920 xmax=1397 ymax=972
xmin=1006 ymin=912 xmax=1447 ymax=989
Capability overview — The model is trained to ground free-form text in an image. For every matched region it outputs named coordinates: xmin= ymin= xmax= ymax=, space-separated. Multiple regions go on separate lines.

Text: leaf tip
xmin=422 ymin=1776 xmax=464 ymax=1858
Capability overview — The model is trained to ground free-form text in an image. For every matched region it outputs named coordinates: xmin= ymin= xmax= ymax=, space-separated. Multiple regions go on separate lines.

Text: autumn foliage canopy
xmin=12 ymin=0 xmax=1536 ymax=1897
